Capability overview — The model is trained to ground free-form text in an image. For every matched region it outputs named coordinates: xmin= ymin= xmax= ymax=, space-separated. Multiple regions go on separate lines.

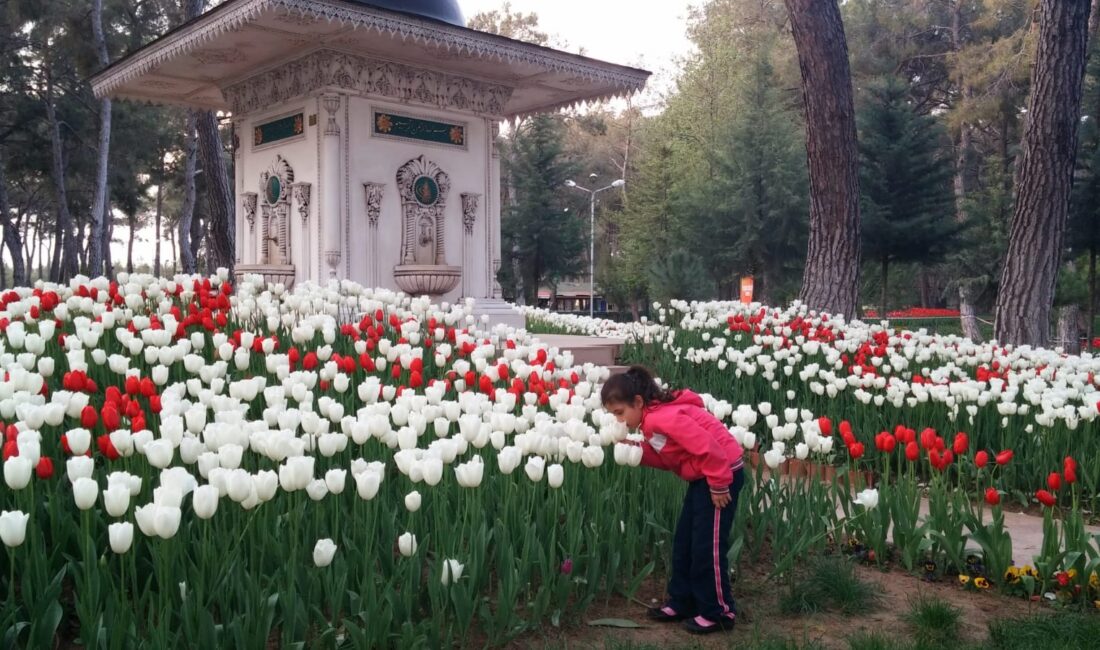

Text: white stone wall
xmin=236 ymin=94 xmax=500 ymax=301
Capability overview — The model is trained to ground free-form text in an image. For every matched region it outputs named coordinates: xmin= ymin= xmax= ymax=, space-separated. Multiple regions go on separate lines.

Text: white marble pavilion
xmin=90 ymin=0 xmax=649 ymax=323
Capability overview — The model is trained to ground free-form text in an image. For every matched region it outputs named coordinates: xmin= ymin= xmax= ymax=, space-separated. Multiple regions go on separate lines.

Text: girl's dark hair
xmin=600 ymin=365 xmax=675 ymax=405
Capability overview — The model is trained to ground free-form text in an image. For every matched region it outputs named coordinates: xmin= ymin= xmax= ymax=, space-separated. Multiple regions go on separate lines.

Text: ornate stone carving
xmin=363 ymin=183 xmax=385 ymax=228
xmin=461 ymin=193 xmax=480 ymax=235
xmin=191 ymin=47 xmax=245 ymax=65
xmin=325 ymin=251 xmax=341 ymax=279
xmin=259 ymin=156 xmax=294 ymax=265
xmin=322 ymin=94 xmax=341 ymax=136
xmin=224 ymin=50 xmax=515 ymax=118
xmin=397 ymin=156 xmax=450 ymax=266
xmin=292 ymin=183 xmax=311 ymax=224
xmin=242 ymin=192 xmax=258 ymax=233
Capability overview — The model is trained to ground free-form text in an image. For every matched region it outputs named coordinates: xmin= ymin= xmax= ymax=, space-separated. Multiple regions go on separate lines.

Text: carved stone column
xmin=292 ymin=183 xmax=311 ymax=275
xmin=242 ymin=193 xmax=258 ymax=264
xmin=321 ymin=94 xmax=343 ymax=280
xmin=489 ymin=121 xmax=503 ymax=299
xmin=363 ymin=182 xmax=385 ymax=287
xmin=461 ymin=193 xmax=480 ymax=297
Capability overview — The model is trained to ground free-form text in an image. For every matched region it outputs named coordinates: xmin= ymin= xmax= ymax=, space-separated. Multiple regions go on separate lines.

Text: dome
xmin=354 ymin=0 xmax=466 ymax=27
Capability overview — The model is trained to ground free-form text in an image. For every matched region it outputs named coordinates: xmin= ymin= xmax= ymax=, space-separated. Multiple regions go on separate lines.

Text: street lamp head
xmin=589 ymin=173 xmax=598 ymax=180
xmin=611 ymin=179 xmax=626 ymax=188
xmin=564 ymin=180 xmax=577 ymax=188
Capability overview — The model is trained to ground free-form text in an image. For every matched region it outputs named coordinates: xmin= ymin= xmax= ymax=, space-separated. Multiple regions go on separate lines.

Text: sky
xmin=114 ymin=1 xmax=700 ymax=266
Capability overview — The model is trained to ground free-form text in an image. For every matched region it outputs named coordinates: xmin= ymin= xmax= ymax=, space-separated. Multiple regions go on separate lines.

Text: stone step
xmin=533 ymin=334 xmax=624 ymax=368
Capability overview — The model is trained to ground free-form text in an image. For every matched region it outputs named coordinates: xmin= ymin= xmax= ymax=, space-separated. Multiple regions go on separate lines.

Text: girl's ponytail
xmin=600 ymin=365 xmax=674 ymax=406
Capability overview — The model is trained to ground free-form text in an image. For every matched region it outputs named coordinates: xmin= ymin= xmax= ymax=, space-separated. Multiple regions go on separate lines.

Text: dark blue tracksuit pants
xmin=667 ymin=467 xmax=744 ymax=622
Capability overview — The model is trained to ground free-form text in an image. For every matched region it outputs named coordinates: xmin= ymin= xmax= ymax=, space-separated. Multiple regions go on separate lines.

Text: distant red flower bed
xmin=863 ymin=307 xmax=962 ymax=319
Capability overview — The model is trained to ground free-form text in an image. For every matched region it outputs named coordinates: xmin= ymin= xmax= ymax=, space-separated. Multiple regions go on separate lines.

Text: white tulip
xmin=192 ymin=485 xmax=219 ymax=520
xmin=547 ymin=463 xmax=564 ymax=488
xmin=854 ymin=488 xmax=879 ymax=510
xmin=306 ymin=479 xmax=329 ymax=502
xmin=524 ymin=456 xmax=545 ymax=482
xmin=144 ymin=439 xmax=174 ymax=469
xmin=65 ymin=428 xmax=92 ymax=455
xmin=154 ymin=505 xmax=182 ymax=539
xmin=0 ymin=510 xmax=29 ymax=547
xmin=4 ymin=457 xmax=32 ymax=490
xmin=441 ymin=558 xmax=465 ymax=586
xmin=764 ymin=449 xmax=785 ymax=469
xmin=404 ymin=490 xmax=422 ymax=512
xmin=313 ymin=538 xmax=338 ymax=567
xmin=73 ymin=477 xmax=99 ymax=510
xmin=108 ymin=521 xmax=134 ymax=554
xmin=354 ymin=470 xmax=381 ymax=500
xmin=103 ymin=484 xmax=131 ymax=517
xmin=324 ymin=469 xmax=347 ymax=495
xmin=398 ymin=532 xmax=418 ymax=557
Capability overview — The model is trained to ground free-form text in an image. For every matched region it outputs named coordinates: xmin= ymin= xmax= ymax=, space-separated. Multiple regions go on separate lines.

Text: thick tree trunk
xmin=995 ymin=0 xmax=1092 ymax=346
xmin=87 ymin=0 xmax=111 ymax=277
xmin=179 ymin=110 xmax=198 ymax=274
xmin=0 ymin=144 xmax=26 ymax=287
xmin=103 ymin=201 xmax=114 ymax=280
xmin=1091 ymin=0 xmax=1100 ymax=39
xmin=196 ymin=111 xmax=235 ymax=274
xmin=45 ymin=82 xmax=78 ymax=283
xmin=784 ymin=0 xmax=861 ymax=318
xmin=1089 ymin=245 xmax=1097 ymax=346
xmin=1058 ymin=304 xmax=1083 ymax=353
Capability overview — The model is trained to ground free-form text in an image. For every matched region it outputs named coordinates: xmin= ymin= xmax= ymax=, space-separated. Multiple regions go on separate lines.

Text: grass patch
xmin=781 ymin=558 xmax=880 ymax=616
xmin=904 ymin=594 xmax=961 ymax=647
xmin=987 ymin=612 xmax=1100 ymax=650
xmin=847 ymin=632 xmax=895 ymax=650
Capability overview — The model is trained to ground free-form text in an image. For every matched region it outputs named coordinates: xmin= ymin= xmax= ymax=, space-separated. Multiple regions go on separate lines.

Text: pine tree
xmin=499 ymin=115 xmax=582 ymax=306
xmin=858 ymin=76 xmax=959 ymax=318
xmin=1068 ymin=39 xmax=1100 ymax=344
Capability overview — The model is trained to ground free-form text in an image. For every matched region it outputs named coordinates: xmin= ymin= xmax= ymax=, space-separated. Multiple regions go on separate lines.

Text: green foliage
xmin=499 ymin=115 xmax=583 ymax=305
xmin=904 ymin=594 xmax=962 ymax=648
xmin=986 ymin=612 xmax=1100 ymax=650
xmin=645 ymin=249 xmax=716 ymax=303
xmin=780 ymin=558 xmax=880 ymax=616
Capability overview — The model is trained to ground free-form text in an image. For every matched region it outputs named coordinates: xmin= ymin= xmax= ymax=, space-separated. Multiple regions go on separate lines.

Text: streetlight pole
xmin=565 ymin=177 xmax=625 ymax=317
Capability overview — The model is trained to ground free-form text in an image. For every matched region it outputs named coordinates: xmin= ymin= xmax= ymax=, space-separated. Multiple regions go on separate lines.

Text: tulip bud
xmin=524 ymin=456 xmax=545 ymax=482
xmin=404 ymin=490 xmax=422 ymax=512
xmin=355 ymin=470 xmax=381 ymax=500
xmin=144 ymin=439 xmax=174 ymax=469
xmin=154 ymin=505 xmax=182 ymax=539
xmin=984 ymin=487 xmax=1001 ymax=506
xmin=324 ymin=469 xmax=347 ymax=495
xmin=547 ymin=463 xmax=564 ymax=488
xmin=313 ymin=538 xmax=337 ymax=567
xmin=306 ymin=479 xmax=329 ymax=502
xmin=108 ymin=521 xmax=134 ymax=554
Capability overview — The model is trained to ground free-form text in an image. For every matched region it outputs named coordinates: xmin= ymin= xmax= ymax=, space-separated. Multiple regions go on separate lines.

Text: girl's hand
xmin=711 ymin=492 xmax=731 ymax=509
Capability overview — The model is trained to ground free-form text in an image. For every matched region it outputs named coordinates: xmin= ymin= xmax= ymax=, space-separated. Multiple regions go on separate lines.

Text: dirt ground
xmin=515 ymin=562 xmax=1045 ymax=649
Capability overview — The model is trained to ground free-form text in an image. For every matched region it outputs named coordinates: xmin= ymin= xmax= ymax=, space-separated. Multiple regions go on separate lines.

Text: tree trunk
xmin=45 ymin=76 xmax=77 ymax=283
xmin=103 ymin=201 xmax=114 ymax=280
xmin=87 ymin=0 xmax=111 ymax=277
xmin=179 ymin=110 xmax=198 ymax=274
xmin=0 ymin=144 xmax=26 ymax=287
xmin=1091 ymin=0 xmax=1100 ymax=39
xmin=154 ymin=178 xmax=163 ymax=277
xmin=127 ymin=211 xmax=136 ymax=274
xmin=1089 ymin=244 xmax=1097 ymax=346
xmin=196 ymin=108 xmax=234 ymax=275
xmin=1058 ymin=304 xmax=1083 ymax=353
xmin=995 ymin=0 xmax=1092 ymax=346
xmin=784 ymin=0 xmax=861 ymax=318
xmin=880 ymin=256 xmax=889 ymax=321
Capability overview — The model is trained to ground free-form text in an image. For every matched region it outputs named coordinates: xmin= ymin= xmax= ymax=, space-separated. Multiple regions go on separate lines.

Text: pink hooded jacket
xmin=638 ymin=390 xmax=744 ymax=494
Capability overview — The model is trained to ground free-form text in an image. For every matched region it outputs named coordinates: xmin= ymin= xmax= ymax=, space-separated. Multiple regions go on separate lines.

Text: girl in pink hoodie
xmin=602 ymin=365 xmax=744 ymax=635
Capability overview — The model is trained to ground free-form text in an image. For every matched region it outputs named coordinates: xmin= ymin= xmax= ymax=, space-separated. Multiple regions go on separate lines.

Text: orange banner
xmin=740 ymin=277 xmax=754 ymax=304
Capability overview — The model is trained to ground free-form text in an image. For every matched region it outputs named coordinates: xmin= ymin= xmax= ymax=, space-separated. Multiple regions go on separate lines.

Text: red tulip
xmin=819 ymin=417 xmax=833 ymax=436
xmin=81 ymin=405 xmax=98 ymax=429
xmin=975 ymin=450 xmax=989 ymax=469
xmin=849 ymin=442 xmax=865 ymax=461
xmin=952 ymin=432 xmax=969 ymax=455
xmin=2 ymin=440 xmax=17 ymax=461
xmin=920 ymin=427 xmax=937 ymax=450
xmin=409 ymin=371 xmax=423 ymax=389
xmin=984 ymin=487 xmax=1000 ymax=506
xmin=560 ymin=558 xmax=573 ymax=575
xmin=102 ymin=406 xmax=120 ymax=431
xmin=995 ymin=450 xmax=1014 ymax=466
xmin=303 ymin=352 xmax=318 ymax=371
xmin=35 ymin=457 xmax=54 ymax=479
xmin=905 ymin=441 xmax=920 ymax=462
xmin=1064 ymin=457 xmax=1078 ymax=485
xmin=124 ymin=375 xmax=140 ymax=395
xmin=1036 ymin=489 xmax=1057 ymax=508
xmin=1047 ymin=472 xmax=1062 ymax=492
xmin=97 ymin=434 xmax=120 ymax=461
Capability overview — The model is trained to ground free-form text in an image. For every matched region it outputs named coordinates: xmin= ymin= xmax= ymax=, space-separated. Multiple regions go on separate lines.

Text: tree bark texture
xmin=154 ymin=171 xmax=163 ymax=278
xmin=127 ymin=211 xmax=135 ymax=274
xmin=1058 ymin=304 xmax=1082 ymax=353
xmin=995 ymin=0 xmax=1092 ymax=346
xmin=179 ymin=110 xmax=198 ymax=274
xmin=0 ymin=145 xmax=26 ymax=286
xmin=44 ymin=80 xmax=78 ymax=283
xmin=784 ymin=0 xmax=861 ymax=319
xmin=196 ymin=111 xmax=235 ymax=274
xmin=103 ymin=201 xmax=114 ymax=280
xmin=1089 ymin=245 xmax=1097 ymax=345
xmin=87 ymin=0 xmax=111 ymax=278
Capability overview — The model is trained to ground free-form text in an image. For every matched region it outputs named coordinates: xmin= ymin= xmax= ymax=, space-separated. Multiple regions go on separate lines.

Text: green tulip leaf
xmin=588 ymin=618 xmax=645 ymax=628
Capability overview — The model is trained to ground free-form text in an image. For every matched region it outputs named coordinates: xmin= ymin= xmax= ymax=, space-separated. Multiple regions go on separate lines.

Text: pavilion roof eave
xmin=89 ymin=0 xmax=650 ymax=118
